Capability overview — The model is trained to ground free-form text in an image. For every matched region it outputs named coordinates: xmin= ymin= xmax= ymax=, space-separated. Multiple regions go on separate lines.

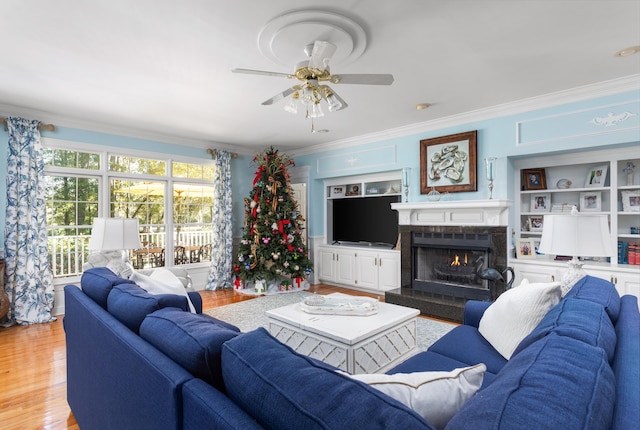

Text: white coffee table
xmin=266 ymin=293 xmax=420 ymax=374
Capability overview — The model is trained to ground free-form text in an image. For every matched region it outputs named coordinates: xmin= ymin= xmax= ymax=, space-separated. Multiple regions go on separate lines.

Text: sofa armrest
xmin=188 ymin=291 xmax=203 ymax=314
xmin=464 ymin=300 xmax=492 ymax=328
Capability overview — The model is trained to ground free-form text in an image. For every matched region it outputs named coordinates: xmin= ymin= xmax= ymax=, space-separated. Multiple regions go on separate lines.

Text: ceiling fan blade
xmin=331 ymin=74 xmax=395 ymax=85
xmin=261 ymin=86 xmax=299 ymax=106
xmin=232 ymin=68 xmax=292 ymax=79
xmin=308 ymin=41 xmax=337 ymax=70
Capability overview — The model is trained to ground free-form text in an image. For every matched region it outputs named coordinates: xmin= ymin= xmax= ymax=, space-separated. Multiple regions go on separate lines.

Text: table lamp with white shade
xmin=538 ymin=206 xmax=612 ymax=295
xmin=84 ymin=218 xmax=142 ymax=277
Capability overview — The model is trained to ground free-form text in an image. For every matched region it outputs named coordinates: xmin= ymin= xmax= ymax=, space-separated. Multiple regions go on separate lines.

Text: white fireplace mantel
xmin=391 ymin=200 xmax=512 ymax=226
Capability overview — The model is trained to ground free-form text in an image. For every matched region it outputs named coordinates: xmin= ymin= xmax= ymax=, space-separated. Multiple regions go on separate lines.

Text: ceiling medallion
xmin=258 ymin=10 xmax=367 ymax=67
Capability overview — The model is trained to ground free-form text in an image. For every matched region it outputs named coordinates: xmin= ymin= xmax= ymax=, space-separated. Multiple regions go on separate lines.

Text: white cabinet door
xmin=614 ymin=272 xmax=640 ymax=299
xmin=355 ymin=250 xmax=378 ymax=289
xmin=510 ymin=261 xmax=560 ymax=285
xmin=336 ymin=250 xmax=357 ymax=285
xmin=378 ymin=251 xmax=401 ymax=290
xmin=318 ymin=247 xmax=336 ymax=282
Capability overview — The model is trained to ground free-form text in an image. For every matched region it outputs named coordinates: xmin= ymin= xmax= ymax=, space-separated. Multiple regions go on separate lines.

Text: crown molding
xmin=292 ymin=74 xmax=640 ymax=157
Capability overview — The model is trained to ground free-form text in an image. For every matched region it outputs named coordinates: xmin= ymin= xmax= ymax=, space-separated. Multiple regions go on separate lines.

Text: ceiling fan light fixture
xmin=325 ymin=91 xmax=343 ymax=112
xmin=283 ymin=95 xmax=298 ymax=114
xmin=309 ymin=102 xmax=324 ymax=118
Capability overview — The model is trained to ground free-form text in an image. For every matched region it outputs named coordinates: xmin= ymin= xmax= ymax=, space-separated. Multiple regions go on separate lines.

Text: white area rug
xmin=205 ymin=291 xmax=455 ymax=351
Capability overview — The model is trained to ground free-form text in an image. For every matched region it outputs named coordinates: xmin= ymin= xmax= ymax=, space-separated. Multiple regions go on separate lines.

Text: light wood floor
xmin=0 ymin=284 xmax=383 ymax=430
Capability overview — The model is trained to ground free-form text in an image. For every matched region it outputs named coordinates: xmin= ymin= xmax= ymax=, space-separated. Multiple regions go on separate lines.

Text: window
xmin=44 ymin=146 xmax=215 ymax=278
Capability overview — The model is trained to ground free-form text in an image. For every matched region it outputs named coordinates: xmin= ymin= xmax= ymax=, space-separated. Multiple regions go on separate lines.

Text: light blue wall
xmin=293 ymin=90 xmax=640 ymax=238
xmin=1 ymin=89 xmax=638 ymax=246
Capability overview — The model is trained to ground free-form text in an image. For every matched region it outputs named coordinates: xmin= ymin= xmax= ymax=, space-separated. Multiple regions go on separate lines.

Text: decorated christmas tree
xmin=234 ymin=146 xmax=312 ymax=291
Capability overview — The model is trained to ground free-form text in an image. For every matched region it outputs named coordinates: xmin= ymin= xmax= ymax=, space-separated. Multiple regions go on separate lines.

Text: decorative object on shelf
xmin=521 ymin=168 xmax=547 ymax=190
xmin=623 ymin=161 xmax=636 ymax=186
xmin=420 ymin=130 xmax=477 ymax=194
xmin=401 ymin=167 xmax=411 ymax=202
xmin=556 ymin=178 xmax=572 ymax=189
xmin=579 ymin=191 xmax=602 ymax=212
xmin=528 ymin=215 xmax=544 ymax=232
xmin=539 ymin=206 xmax=613 ymax=295
xmin=621 ymin=190 xmax=640 ymax=212
xmin=427 ymin=187 xmax=441 ymax=201
xmin=85 ymin=217 xmax=142 ymax=278
xmin=584 ymin=164 xmax=608 ymax=187
xmin=516 ymin=238 xmax=535 ymax=259
xmin=484 ymin=157 xmax=497 ymax=199
xmin=345 ymin=184 xmax=360 ymax=196
xmin=530 ymin=193 xmax=551 ymax=213
xmin=330 ymin=185 xmax=345 ymax=198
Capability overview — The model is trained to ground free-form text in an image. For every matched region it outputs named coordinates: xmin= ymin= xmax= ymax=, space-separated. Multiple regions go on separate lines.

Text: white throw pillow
xmin=130 ymin=269 xmax=195 ymax=313
xmin=341 ymin=364 xmax=486 ymax=430
xmin=478 ymin=279 xmax=561 ymax=359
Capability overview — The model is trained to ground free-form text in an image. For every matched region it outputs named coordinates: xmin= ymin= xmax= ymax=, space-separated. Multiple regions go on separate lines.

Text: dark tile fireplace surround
xmin=385 ymin=202 xmax=510 ymax=323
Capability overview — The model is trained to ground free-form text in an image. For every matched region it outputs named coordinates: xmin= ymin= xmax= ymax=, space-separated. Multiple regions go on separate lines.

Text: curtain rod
xmin=207 ymin=148 xmax=238 ymax=159
xmin=0 ymin=117 xmax=56 ymax=132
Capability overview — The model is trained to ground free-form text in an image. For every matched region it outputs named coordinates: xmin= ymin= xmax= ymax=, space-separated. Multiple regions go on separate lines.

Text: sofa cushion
xmin=478 ymin=279 xmax=561 ymax=359
xmin=388 ymin=350 xmax=498 ymax=390
xmin=80 ymin=267 xmax=136 ymax=309
xmin=222 ymin=328 xmax=434 ymax=430
xmin=446 ymin=333 xmax=615 ymax=430
xmin=107 ymin=283 xmax=188 ymax=333
xmin=564 ymin=275 xmax=620 ymax=323
xmin=512 ymin=298 xmax=616 ymax=363
xmin=131 ymin=269 xmax=196 ymax=312
xmin=140 ymin=308 xmax=240 ymax=391
xmin=428 ymin=325 xmax=508 ymax=375
xmin=343 ymin=364 xmax=485 ymax=430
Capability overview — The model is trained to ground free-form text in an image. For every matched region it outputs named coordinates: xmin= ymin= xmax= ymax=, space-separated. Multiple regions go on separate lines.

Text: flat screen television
xmin=332 ymin=195 xmax=400 ymax=247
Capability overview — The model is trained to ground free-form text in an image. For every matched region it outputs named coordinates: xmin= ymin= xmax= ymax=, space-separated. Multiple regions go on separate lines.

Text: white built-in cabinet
xmin=317 ymin=245 xmax=400 ymax=292
xmin=318 ymin=172 xmax=402 ymax=293
xmin=510 ymin=147 xmax=640 ymax=299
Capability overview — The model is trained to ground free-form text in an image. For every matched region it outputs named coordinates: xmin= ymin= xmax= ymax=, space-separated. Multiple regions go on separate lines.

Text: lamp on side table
xmin=538 ymin=206 xmax=612 ymax=295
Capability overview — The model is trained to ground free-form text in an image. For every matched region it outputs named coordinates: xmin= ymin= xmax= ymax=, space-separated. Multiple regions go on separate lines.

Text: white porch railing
xmin=48 ymin=227 xmax=214 ymax=278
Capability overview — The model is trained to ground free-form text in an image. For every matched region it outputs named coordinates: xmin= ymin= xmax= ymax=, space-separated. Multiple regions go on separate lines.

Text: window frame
xmin=43 ymin=138 xmax=216 ymax=281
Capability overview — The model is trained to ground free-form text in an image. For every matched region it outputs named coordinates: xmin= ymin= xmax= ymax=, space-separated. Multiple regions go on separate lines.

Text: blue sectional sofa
xmin=65 ymin=270 xmax=639 ymax=429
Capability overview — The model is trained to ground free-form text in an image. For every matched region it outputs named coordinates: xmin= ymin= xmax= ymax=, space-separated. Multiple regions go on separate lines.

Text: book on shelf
xmin=551 ymin=203 xmax=574 ymax=213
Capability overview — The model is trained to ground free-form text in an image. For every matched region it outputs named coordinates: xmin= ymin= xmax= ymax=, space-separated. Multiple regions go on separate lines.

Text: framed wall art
xmin=522 ymin=168 xmax=547 ymax=190
xmin=530 ymin=193 xmax=551 ymax=212
xmin=580 ymin=191 xmax=601 ymax=212
xmin=420 ymin=130 xmax=477 ymax=194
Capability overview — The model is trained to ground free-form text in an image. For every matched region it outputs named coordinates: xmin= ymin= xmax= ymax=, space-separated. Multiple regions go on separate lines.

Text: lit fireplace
xmin=410 ymin=230 xmax=495 ymax=302
xmin=386 ymin=200 xmax=511 ymax=322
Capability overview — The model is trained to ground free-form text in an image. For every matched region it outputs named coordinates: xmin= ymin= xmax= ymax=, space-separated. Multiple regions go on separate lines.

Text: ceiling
xmin=1 ymin=1 xmax=639 ymax=154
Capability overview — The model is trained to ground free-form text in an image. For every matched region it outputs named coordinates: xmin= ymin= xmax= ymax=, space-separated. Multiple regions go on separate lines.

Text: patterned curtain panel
xmin=206 ymin=150 xmax=233 ymax=290
xmin=4 ymin=117 xmax=55 ymax=324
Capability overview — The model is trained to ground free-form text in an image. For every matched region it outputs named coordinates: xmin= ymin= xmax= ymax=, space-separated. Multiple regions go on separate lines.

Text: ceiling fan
xmin=232 ymin=41 xmax=394 ymax=118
